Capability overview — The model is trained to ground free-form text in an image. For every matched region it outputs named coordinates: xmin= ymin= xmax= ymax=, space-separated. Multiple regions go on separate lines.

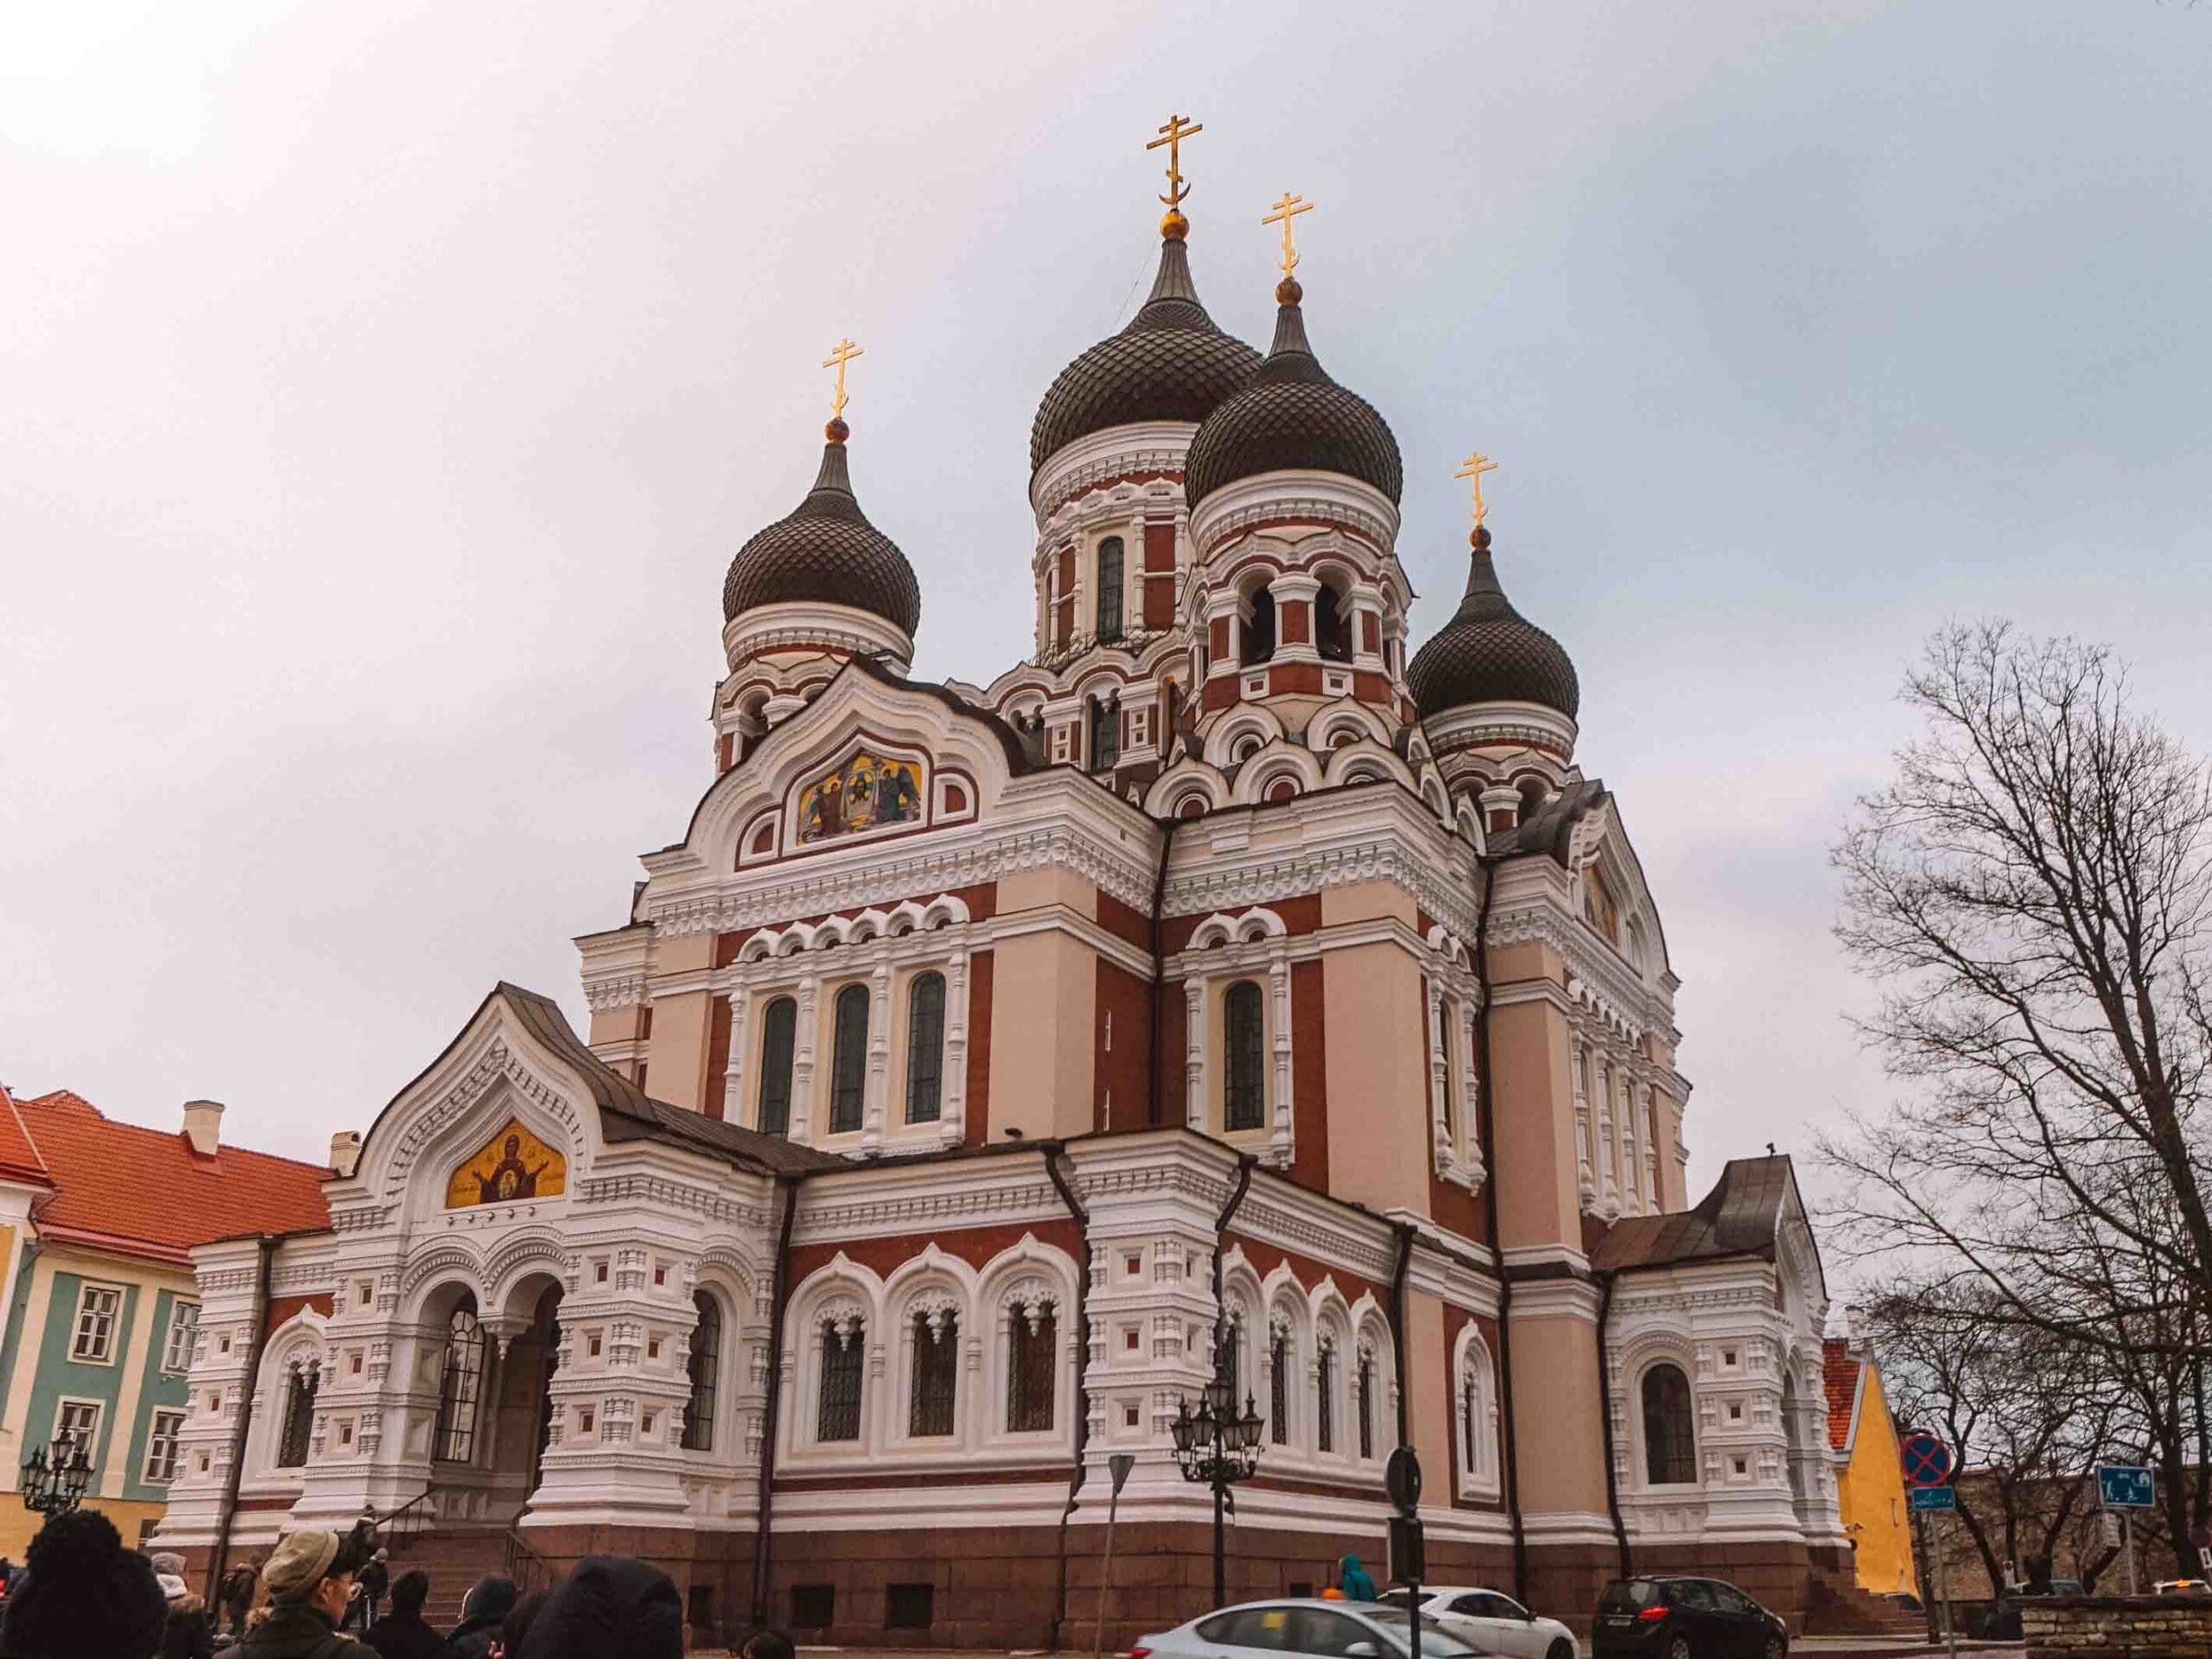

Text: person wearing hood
xmin=361 ymin=1571 xmax=442 ymax=1659
xmin=1338 ymin=1554 xmax=1377 ymax=1602
xmin=445 ymin=1576 xmax=516 ymax=1659
xmin=0 ymin=1509 xmax=168 ymax=1659
xmin=512 ymin=1558 xmax=681 ymax=1659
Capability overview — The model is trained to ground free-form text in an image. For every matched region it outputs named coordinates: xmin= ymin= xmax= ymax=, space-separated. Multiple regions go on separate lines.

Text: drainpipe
xmin=1388 ymin=1223 xmax=1415 ymax=1451
xmin=1471 ymin=852 xmax=1529 ymax=1604
xmin=1045 ymin=1143 xmax=1092 ymax=1651
xmin=1147 ymin=817 xmax=1179 ymax=1127
xmin=747 ymin=1173 xmax=806 ymax=1630
xmin=1211 ymin=1156 xmax=1255 ymax=1326
xmin=207 ymin=1234 xmax=277 ymax=1602
xmin=1595 ymin=1269 xmax=1632 ymax=1579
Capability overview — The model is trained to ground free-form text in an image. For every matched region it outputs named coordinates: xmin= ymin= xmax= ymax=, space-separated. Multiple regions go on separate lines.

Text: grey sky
xmin=4 ymin=2 xmax=2207 ymax=1221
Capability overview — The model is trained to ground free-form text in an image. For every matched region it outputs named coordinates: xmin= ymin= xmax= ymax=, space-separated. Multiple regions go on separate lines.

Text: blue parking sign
xmin=2097 ymin=1465 xmax=2156 ymax=1509
xmin=1910 ymin=1485 xmax=1958 ymax=1513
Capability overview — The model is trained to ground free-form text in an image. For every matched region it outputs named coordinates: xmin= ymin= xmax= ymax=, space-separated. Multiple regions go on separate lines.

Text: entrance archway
xmin=485 ymin=1278 xmax=563 ymax=1517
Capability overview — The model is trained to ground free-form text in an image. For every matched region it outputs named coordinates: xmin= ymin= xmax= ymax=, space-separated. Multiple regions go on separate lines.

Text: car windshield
xmin=1364 ymin=1605 xmax=1480 ymax=1656
xmin=1599 ymin=1580 xmax=1662 ymax=1612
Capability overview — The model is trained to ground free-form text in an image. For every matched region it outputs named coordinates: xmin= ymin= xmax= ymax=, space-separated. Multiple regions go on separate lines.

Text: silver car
xmin=1136 ymin=1598 xmax=1488 ymax=1659
xmin=1381 ymin=1587 xmax=1580 ymax=1659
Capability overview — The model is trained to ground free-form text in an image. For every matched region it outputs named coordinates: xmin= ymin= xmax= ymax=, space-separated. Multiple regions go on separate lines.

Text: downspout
xmin=1147 ymin=817 xmax=1179 ymax=1127
xmin=1388 ymin=1223 xmax=1415 ymax=1451
xmin=1045 ymin=1143 xmax=1092 ymax=1651
xmin=1595 ymin=1268 xmax=1631 ymax=1578
xmin=747 ymin=1173 xmax=805 ymax=1630
xmin=1212 ymin=1156 xmax=1255 ymax=1328
xmin=1471 ymin=851 xmax=1529 ymax=1604
xmin=207 ymin=1234 xmax=276 ymax=1602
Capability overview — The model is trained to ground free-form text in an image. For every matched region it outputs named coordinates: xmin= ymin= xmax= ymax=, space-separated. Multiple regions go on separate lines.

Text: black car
xmin=1592 ymin=1577 xmax=1788 ymax=1659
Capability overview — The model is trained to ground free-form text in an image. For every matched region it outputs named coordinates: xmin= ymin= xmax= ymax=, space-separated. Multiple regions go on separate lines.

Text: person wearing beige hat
xmin=235 ymin=1529 xmax=377 ymax=1659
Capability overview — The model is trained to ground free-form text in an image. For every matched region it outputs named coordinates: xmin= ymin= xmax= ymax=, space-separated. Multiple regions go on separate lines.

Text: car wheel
xmin=1664 ymin=1637 xmax=1692 ymax=1659
xmin=1547 ymin=1640 xmax=1574 ymax=1659
xmin=1763 ymin=1637 xmax=1785 ymax=1659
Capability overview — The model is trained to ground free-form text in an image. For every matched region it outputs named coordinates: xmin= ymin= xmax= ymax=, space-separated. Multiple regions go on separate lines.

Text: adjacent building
xmin=0 ymin=1086 xmax=329 ymax=1555
xmin=1824 ymin=1320 xmax=1919 ymax=1599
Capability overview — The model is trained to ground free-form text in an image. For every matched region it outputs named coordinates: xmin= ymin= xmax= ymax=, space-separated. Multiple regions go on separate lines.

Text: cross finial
xmin=1147 ymin=112 xmax=1204 ymax=237
xmin=1455 ymin=451 xmax=1500 ymax=526
xmin=822 ymin=337 xmax=863 ymax=424
xmin=1262 ymin=191 xmax=1314 ymax=279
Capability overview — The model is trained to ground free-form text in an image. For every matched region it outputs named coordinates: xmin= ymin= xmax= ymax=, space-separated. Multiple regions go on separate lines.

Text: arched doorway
xmin=484 ymin=1279 xmax=563 ymax=1518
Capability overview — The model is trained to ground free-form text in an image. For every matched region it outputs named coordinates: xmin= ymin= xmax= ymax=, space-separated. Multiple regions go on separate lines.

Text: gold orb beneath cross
xmin=1160 ymin=207 xmax=1188 ymax=241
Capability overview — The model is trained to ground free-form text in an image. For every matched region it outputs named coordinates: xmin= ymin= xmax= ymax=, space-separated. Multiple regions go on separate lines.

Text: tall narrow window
xmin=1316 ymin=1338 xmax=1338 ymax=1453
xmin=1087 ymin=697 xmax=1119 ymax=771
xmin=1461 ymin=1354 xmax=1489 ymax=1477
xmin=434 ymin=1300 xmax=486 ymax=1463
xmin=1268 ymin=1324 xmax=1289 ymax=1446
xmin=1096 ymin=537 xmax=1124 ymax=643
xmin=757 ymin=997 xmax=797 ymax=1136
xmin=905 ymin=973 xmax=946 ymax=1123
xmin=1316 ymin=585 xmax=1350 ymax=662
xmin=829 ymin=985 xmax=869 ymax=1135
xmin=1224 ymin=981 xmax=1266 ymax=1131
xmin=683 ymin=1292 xmax=721 ymax=1452
xmin=1438 ymin=1009 xmax=1457 ymax=1146
xmin=909 ymin=1309 xmax=959 ymax=1437
xmin=1007 ymin=1303 xmax=1057 ymax=1432
xmin=818 ymin=1319 xmax=864 ymax=1442
xmin=1242 ymin=586 xmax=1276 ymax=664
xmin=1357 ymin=1349 xmax=1375 ymax=1459
xmin=1641 ymin=1363 xmax=1697 ymax=1484
xmin=276 ymin=1365 xmax=318 ymax=1468
xmin=144 ymin=1409 xmax=185 ymax=1484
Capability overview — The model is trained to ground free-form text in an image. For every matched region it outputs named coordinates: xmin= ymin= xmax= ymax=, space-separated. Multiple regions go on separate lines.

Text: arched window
xmin=1316 ymin=1335 xmax=1338 ymax=1453
xmin=1438 ymin=1007 xmax=1458 ymax=1146
xmin=1242 ymin=585 xmax=1276 ymax=665
xmin=276 ymin=1363 xmax=318 ymax=1469
xmin=1460 ymin=1341 xmax=1496 ymax=1481
xmin=434 ymin=1299 xmax=486 ymax=1463
xmin=1224 ymin=981 xmax=1266 ymax=1131
xmin=1088 ymin=696 xmax=1119 ymax=771
xmin=1316 ymin=585 xmax=1350 ymax=663
xmin=1641 ymin=1363 xmax=1697 ymax=1484
xmin=905 ymin=973 xmax=946 ymax=1123
xmin=757 ymin=996 xmax=797 ymax=1136
xmin=682 ymin=1292 xmax=721 ymax=1452
xmin=829 ymin=985 xmax=869 ymax=1135
xmin=909 ymin=1308 xmax=959 ymax=1437
xmin=1096 ymin=537 xmax=1124 ymax=643
xmin=1357 ymin=1346 xmax=1375 ymax=1459
xmin=818 ymin=1316 xmax=864 ymax=1441
xmin=1007 ymin=1300 xmax=1057 ymax=1432
xmin=1268 ymin=1322 xmax=1290 ymax=1446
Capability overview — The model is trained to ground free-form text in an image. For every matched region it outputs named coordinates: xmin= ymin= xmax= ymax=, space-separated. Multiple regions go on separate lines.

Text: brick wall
xmin=2023 ymin=1595 xmax=2212 ymax=1659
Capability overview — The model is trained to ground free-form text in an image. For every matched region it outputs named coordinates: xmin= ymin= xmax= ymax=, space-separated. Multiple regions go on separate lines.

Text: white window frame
xmin=53 ymin=1396 xmax=104 ymax=1457
xmin=71 ymin=1281 xmax=125 ymax=1364
xmin=162 ymin=1301 xmax=200 ymax=1375
xmin=143 ymin=1408 xmax=186 ymax=1484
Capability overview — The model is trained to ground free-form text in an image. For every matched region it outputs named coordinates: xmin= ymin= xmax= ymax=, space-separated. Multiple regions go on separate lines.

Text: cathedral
xmin=151 ymin=122 xmax=1852 ymax=1646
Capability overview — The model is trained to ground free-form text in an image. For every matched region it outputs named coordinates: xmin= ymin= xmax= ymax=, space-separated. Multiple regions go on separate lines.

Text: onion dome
xmin=1028 ymin=232 xmax=1262 ymax=473
xmin=1408 ymin=526 xmax=1580 ymax=720
xmin=1184 ymin=276 xmax=1402 ymax=507
xmin=721 ymin=419 xmax=922 ymax=635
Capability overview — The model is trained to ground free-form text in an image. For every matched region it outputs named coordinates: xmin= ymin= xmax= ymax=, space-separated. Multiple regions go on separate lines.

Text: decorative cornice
xmin=1166 ymin=836 xmax=1478 ymax=941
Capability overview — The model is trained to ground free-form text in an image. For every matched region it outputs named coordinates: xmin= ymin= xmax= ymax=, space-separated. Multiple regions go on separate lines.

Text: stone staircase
xmin=1804 ymin=1567 xmax=1929 ymax=1637
xmin=383 ymin=1526 xmax=527 ymax=1630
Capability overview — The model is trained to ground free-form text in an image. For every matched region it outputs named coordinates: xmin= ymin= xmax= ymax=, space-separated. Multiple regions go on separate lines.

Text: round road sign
xmin=1385 ymin=1446 xmax=1423 ymax=1515
xmin=1901 ymin=1431 xmax=1954 ymax=1488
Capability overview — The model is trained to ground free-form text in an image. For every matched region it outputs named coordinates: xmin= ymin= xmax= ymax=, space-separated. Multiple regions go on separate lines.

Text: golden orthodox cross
xmin=1456 ymin=451 xmax=1500 ymax=525
xmin=822 ymin=337 xmax=863 ymax=421
xmin=1147 ymin=113 xmax=1204 ymax=208
xmin=1262 ymin=191 xmax=1314 ymax=276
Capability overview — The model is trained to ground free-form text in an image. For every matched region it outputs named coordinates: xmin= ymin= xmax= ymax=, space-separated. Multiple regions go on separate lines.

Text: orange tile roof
xmin=0 ymin=1086 xmax=54 ymax=1189
xmin=1823 ymin=1335 xmax=1861 ymax=1452
xmin=14 ymin=1090 xmax=329 ymax=1266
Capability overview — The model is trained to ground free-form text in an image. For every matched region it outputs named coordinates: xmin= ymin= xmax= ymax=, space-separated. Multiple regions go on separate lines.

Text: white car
xmin=1381 ymin=1586 xmax=1580 ymax=1659
xmin=1136 ymin=1598 xmax=1484 ymax=1659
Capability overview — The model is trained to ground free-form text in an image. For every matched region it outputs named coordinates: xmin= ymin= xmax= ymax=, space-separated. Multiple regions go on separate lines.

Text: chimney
xmin=328 ymin=1130 xmax=362 ymax=1179
xmin=181 ymin=1099 xmax=224 ymax=1157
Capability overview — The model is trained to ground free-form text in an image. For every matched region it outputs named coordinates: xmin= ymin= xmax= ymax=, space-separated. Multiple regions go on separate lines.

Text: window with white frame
xmin=162 ymin=1301 xmax=200 ymax=1374
xmin=1458 ymin=1328 xmax=1500 ymax=1492
xmin=54 ymin=1398 xmax=102 ymax=1456
xmin=71 ymin=1283 xmax=124 ymax=1363
xmin=144 ymin=1408 xmax=186 ymax=1483
xmin=1006 ymin=1296 xmax=1058 ymax=1433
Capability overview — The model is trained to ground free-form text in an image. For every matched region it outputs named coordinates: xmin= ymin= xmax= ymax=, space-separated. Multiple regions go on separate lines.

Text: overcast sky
xmin=3 ymin=3 xmax=2207 ymax=1234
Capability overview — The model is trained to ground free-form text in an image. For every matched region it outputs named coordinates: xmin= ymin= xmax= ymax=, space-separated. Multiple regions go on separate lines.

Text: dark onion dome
xmin=1184 ymin=277 xmax=1402 ymax=508
xmin=721 ymin=419 xmax=922 ymax=635
xmin=1408 ymin=525 xmax=1580 ymax=721
xmin=1028 ymin=232 xmax=1262 ymax=474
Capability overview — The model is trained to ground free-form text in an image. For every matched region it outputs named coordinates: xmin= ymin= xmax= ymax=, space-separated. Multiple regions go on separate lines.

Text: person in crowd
xmin=161 ymin=1590 xmax=216 ymax=1659
xmin=741 ymin=1628 xmax=795 ymax=1659
xmin=220 ymin=1556 xmax=263 ymax=1637
xmin=512 ymin=1557 xmax=681 ymax=1659
xmin=445 ymin=1575 xmax=516 ymax=1659
xmin=361 ymin=1571 xmax=441 ymax=1659
xmin=0 ymin=1509 xmax=168 ymax=1659
xmin=236 ymin=1528 xmax=377 ymax=1659
xmin=492 ymin=1590 xmax=550 ymax=1659
xmin=0 ymin=1556 xmax=15 ymax=1594
xmin=346 ymin=1551 xmax=390 ymax=1632
xmin=1337 ymin=1554 xmax=1377 ymax=1602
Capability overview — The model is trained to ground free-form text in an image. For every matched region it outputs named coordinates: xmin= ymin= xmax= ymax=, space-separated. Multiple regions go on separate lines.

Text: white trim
xmin=68 ymin=1280 xmax=126 ymax=1366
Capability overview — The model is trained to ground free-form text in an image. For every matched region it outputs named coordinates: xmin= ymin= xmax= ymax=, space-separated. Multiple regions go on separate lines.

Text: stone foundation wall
xmin=2022 ymin=1596 xmax=2212 ymax=1659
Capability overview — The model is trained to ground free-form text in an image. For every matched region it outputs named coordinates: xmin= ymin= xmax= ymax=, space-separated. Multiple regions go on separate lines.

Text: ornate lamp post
xmin=19 ymin=1431 xmax=95 ymax=1519
xmin=1171 ymin=1345 xmax=1264 ymax=1610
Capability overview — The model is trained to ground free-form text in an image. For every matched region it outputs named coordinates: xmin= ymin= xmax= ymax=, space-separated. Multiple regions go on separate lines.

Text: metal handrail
xmin=375 ymin=1488 xmax=436 ymax=1552
xmin=504 ymin=1526 xmax=554 ymax=1597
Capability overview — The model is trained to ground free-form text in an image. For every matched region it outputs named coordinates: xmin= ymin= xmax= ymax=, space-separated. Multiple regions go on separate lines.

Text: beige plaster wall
xmin=1505 ymin=1304 xmax=1609 ymax=1518
xmin=1405 ymin=1291 xmax=1452 ymax=1507
xmin=645 ymin=989 xmax=712 ymax=1111
xmin=988 ymin=870 xmax=1099 ymax=1140
xmin=1319 ymin=880 xmax=1418 ymax=929
xmin=1321 ymin=940 xmax=1431 ymax=1216
xmin=1487 ymin=995 xmax=1582 ymax=1252
xmin=588 ymin=1004 xmax=646 ymax=1048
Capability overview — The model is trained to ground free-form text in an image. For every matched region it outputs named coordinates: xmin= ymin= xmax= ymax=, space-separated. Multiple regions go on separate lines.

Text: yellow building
xmin=1826 ymin=1327 xmax=1921 ymax=1598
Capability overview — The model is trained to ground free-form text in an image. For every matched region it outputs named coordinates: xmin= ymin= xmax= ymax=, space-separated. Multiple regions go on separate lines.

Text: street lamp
xmin=1172 ymin=1337 xmax=1266 ymax=1610
xmin=20 ymin=1431 xmax=95 ymax=1519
